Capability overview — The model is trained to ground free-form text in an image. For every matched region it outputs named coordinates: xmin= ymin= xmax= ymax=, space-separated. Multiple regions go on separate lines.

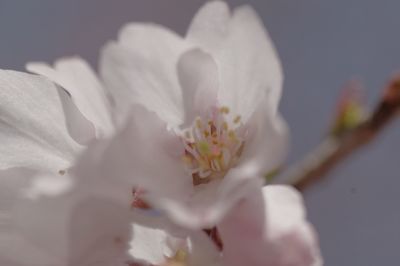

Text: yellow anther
xmin=228 ymin=130 xmax=237 ymax=140
xmin=183 ymin=105 xmax=245 ymax=186
xmin=233 ymin=115 xmax=241 ymax=124
xmin=165 ymin=249 xmax=188 ymax=266
xmin=174 ymin=249 xmax=187 ymax=262
xmin=197 ymin=141 xmax=210 ymax=155
xmin=220 ymin=106 xmax=230 ymax=114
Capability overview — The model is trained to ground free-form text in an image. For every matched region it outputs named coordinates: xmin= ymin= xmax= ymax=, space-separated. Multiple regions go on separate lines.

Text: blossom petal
xmin=187 ymin=231 xmax=221 ymax=266
xmin=26 ymin=57 xmax=114 ymax=138
xmin=187 ymin=1 xmax=283 ymax=120
xmin=152 ymin=170 xmax=264 ymax=230
xmin=177 ymin=48 xmax=219 ymax=127
xmin=0 ymin=167 xmax=133 ymax=266
xmin=100 ymin=24 xmax=191 ymax=127
xmin=129 ymin=224 xmax=180 ymax=265
xmin=186 ymin=1 xmax=230 ymax=50
xmin=219 ymin=185 xmax=322 ymax=266
xmin=75 ymin=104 xmax=192 ymax=200
xmin=0 ymin=70 xmax=84 ymax=172
xmin=239 ymin=91 xmax=289 ymax=177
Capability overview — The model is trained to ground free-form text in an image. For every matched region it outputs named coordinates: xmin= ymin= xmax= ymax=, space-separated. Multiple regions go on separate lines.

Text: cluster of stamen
xmin=182 ymin=106 xmax=245 ymax=185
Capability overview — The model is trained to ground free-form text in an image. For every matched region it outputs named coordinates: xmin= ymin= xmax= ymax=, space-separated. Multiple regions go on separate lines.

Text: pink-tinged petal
xmin=0 ymin=167 xmax=133 ymax=266
xmin=150 ymin=170 xmax=264 ymax=230
xmin=0 ymin=70 xmax=86 ymax=172
xmin=177 ymin=48 xmax=219 ymax=127
xmin=26 ymin=57 xmax=114 ymax=138
xmin=239 ymin=91 xmax=289 ymax=177
xmin=187 ymin=1 xmax=283 ymax=120
xmin=100 ymin=24 xmax=191 ymax=127
xmin=75 ymin=104 xmax=192 ymax=200
xmin=219 ymin=185 xmax=322 ymax=266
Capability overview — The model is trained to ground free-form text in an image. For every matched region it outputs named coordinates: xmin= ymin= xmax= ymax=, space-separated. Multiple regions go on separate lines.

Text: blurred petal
xmin=75 ymin=104 xmax=191 ymax=199
xmin=100 ymin=24 xmax=191 ymax=127
xmin=177 ymin=48 xmax=219 ymax=127
xmin=0 ymin=70 xmax=84 ymax=172
xmin=219 ymin=185 xmax=322 ymax=266
xmin=26 ymin=57 xmax=114 ymax=138
xmin=239 ymin=91 xmax=289 ymax=177
xmin=0 ymin=167 xmax=133 ymax=266
xmin=187 ymin=2 xmax=283 ymax=120
xmin=152 ymin=170 xmax=263 ymax=230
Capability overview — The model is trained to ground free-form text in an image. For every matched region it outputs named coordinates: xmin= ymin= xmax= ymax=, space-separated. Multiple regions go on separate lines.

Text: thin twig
xmin=281 ymin=76 xmax=400 ymax=191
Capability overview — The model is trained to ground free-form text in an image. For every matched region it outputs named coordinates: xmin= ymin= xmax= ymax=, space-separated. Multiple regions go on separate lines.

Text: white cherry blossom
xmin=80 ymin=0 xmax=289 ymax=229
xmin=0 ymin=1 xmax=323 ymax=265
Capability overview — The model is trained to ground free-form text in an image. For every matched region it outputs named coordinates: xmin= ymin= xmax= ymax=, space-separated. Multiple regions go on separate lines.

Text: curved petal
xmin=100 ymin=24 xmax=191 ymax=127
xmin=26 ymin=57 xmax=114 ymax=138
xmin=177 ymin=48 xmax=219 ymax=128
xmin=57 ymin=87 xmax=96 ymax=146
xmin=0 ymin=70 xmax=84 ymax=173
xmin=74 ymin=104 xmax=191 ymax=200
xmin=151 ymin=171 xmax=264 ymax=230
xmin=219 ymin=185 xmax=322 ymax=266
xmin=239 ymin=91 xmax=289 ymax=177
xmin=0 ymin=167 xmax=133 ymax=266
xmin=187 ymin=1 xmax=283 ymax=120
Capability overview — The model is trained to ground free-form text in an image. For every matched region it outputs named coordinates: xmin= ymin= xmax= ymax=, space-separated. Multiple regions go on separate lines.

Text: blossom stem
xmin=281 ymin=75 xmax=400 ymax=191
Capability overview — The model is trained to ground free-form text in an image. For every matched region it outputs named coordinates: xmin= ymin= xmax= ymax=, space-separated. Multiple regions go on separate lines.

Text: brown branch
xmin=281 ymin=76 xmax=400 ymax=191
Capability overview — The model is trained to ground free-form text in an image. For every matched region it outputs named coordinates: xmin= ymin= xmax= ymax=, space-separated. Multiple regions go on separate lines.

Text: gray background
xmin=1 ymin=0 xmax=399 ymax=265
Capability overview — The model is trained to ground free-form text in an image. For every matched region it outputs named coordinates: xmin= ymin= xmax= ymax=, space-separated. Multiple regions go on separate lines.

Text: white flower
xmin=78 ymin=0 xmax=289 ymax=229
xmin=218 ymin=185 xmax=322 ymax=266
xmin=0 ymin=69 xmax=134 ymax=265
xmin=0 ymin=62 xmax=211 ymax=266
xmin=0 ymin=1 xmax=322 ymax=265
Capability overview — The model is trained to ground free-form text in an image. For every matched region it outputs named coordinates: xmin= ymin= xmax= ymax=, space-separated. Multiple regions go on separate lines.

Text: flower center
xmin=182 ymin=106 xmax=245 ymax=185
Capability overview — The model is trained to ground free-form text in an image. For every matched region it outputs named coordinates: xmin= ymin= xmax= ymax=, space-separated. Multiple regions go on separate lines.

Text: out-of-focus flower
xmin=0 ymin=70 xmax=133 ymax=265
xmin=80 ymin=0 xmax=289 ymax=229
